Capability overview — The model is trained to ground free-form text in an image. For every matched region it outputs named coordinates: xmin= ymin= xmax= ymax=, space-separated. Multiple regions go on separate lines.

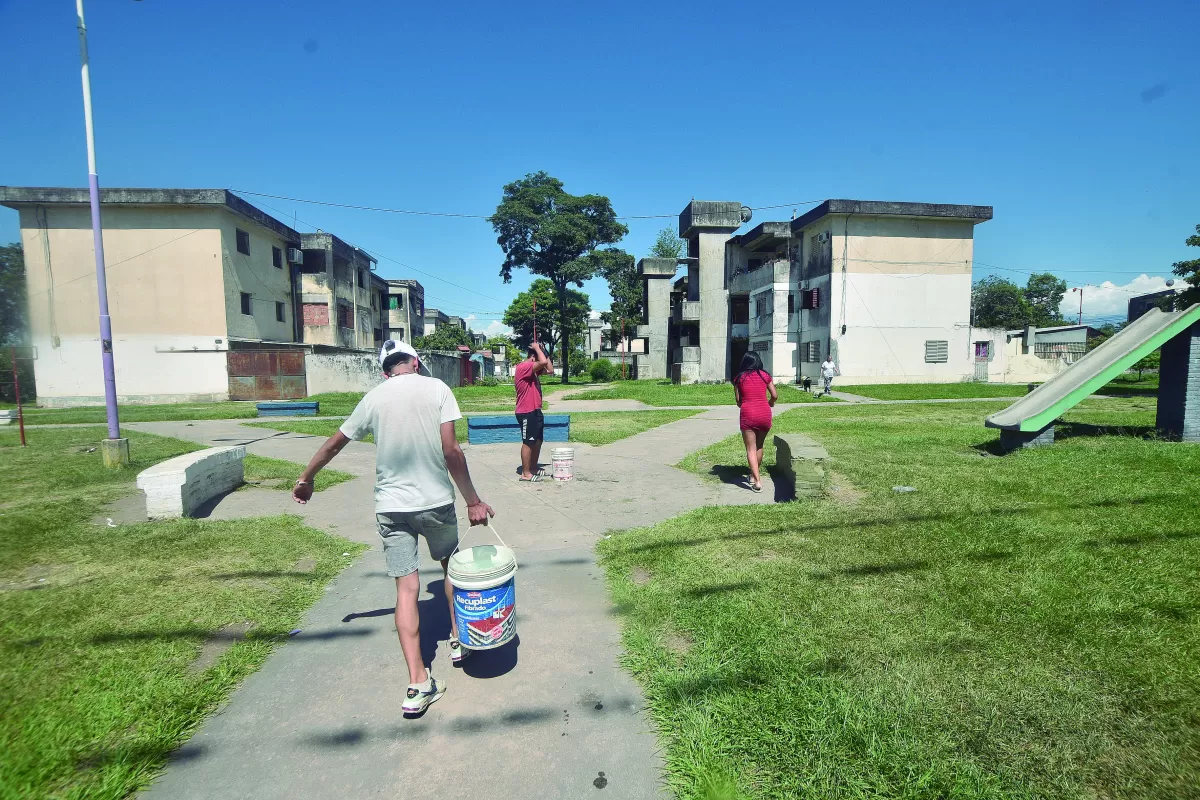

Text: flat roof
xmin=0 ymin=186 xmax=303 ymax=244
xmin=790 ymin=199 xmax=992 ymax=233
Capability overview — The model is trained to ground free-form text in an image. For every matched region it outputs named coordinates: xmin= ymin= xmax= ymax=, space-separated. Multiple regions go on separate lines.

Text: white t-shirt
xmin=821 ymin=360 xmax=837 ymax=378
xmin=339 ymin=373 xmax=463 ymax=513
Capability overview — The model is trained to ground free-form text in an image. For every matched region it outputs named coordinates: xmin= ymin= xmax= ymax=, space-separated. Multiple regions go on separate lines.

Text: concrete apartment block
xmin=1158 ymin=321 xmax=1200 ymax=442
xmin=137 ymin=445 xmax=246 ymax=519
xmin=386 ymin=279 xmax=425 ymax=342
xmin=637 ymin=258 xmax=677 ymax=380
xmin=681 ymin=201 xmax=748 ymax=382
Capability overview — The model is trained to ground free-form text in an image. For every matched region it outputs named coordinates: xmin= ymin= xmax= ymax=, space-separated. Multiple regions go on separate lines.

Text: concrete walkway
xmin=136 ymin=406 xmax=770 ymax=800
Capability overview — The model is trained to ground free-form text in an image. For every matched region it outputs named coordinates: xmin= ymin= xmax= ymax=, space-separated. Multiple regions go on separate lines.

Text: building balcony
xmin=731 ymin=323 xmax=749 ymax=339
xmin=751 ymin=313 xmax=773 ymax=337
xmin=673 ymin=346 xmax=701 ymax=363
xmin=671 ymin=300 xmax=701 ymax=323
xmin=635 ymin=324 xmax=654 ymax=339
xmin=729 ymin=259 xmax=791 ymax=295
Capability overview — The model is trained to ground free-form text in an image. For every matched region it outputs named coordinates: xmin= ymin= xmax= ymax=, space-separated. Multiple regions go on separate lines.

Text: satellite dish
xmin=1166 ymin=279 xmax=1175 ymax=287
xmin=739 ymin=206 xmax=753 ymax=223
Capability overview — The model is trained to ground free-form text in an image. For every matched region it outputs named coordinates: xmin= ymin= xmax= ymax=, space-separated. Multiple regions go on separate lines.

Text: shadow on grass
xmin=86 ymin=627 xmax=373 ymax=645
xmin=664 ymin=667 xmax=768 ymax=699
xmin=210 ymin=571 xmax=321 ymax=580
xmin=810 ymin=560 xmax=928 ymax=580
xmin=77 ymin=740 xmax=206 ymax=777
xmin=1081 ymin=529 xmax=1200 ymax=548
xmin=1056 ymin=422 xmax=1158 ymax=441
xmin=682 ymin=580 xmax=758 ymax=598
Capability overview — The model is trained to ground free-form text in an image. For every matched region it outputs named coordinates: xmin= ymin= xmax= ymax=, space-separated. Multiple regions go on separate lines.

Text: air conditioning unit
xmin=816 ymin=231 xmax=830 ymax=244
xmin=286 ymin=247 xmax=304 ymax=264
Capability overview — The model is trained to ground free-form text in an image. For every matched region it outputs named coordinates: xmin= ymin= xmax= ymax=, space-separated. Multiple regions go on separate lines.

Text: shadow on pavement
xmin=461 ymin=634 xmax=519 ymax=679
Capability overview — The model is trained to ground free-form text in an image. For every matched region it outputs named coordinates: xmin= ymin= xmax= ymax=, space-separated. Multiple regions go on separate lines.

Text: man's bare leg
xmin=394 ymin=572 xmax=427 ymax=685
xmin=530 ymin=439 xmax=543 ymax=475
xmin=520 ymin=442 xmax=535 ymax=479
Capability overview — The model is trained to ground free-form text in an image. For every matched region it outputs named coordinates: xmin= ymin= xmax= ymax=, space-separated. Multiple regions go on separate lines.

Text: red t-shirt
xmin=514 ymin=360 xmax=543 ymax=414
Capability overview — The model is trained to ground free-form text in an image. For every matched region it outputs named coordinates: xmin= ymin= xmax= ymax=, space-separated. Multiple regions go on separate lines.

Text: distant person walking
xmin=514 ymin=341 xmax=554 ymax=481
xmin=733 ymin=352 xmax=777 ymax=493
xmin=820 ymin=356 xmax=838 ymax=396
xmin=292 ymin=340 xmax=494 ymax=716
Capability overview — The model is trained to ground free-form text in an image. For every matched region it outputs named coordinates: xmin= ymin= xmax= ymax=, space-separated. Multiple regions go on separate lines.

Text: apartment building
xmin=636 ymin=198 xmax=993 ymax=384
xmin=422 ymin=308 xmax=449 ymax=333
xmin=0 ymin=187 xmax=392 ymax=405
xmin=385 ymin=279 xmax=425 ymax=342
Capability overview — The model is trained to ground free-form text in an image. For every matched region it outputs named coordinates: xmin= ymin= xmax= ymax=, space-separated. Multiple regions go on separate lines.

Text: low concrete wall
xmin=305 ymin=353 xmax=384 ymax=395
xmin=419 ymin=350 xmax=464 ymax=388
xmin=773 ymin=433 xmax=828 ymax=500
xmin=137 ymin=445 xmax=246 ymax=519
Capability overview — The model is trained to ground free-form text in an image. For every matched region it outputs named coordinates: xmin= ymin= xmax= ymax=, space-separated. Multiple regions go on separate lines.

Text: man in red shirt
xmin=514 ymin=341 xmax=554 ymax=481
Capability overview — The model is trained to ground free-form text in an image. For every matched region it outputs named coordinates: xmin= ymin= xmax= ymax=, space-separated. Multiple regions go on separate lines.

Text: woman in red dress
xmin=732 ymin=352 xmax=778 ymax=492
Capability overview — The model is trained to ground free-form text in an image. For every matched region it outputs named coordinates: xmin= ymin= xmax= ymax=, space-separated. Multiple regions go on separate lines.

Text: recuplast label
xmin=452 ymin=579 xmax=516 ymax=648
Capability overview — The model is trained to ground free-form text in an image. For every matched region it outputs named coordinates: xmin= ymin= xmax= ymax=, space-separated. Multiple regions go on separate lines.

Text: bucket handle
xmin=451 ymin=521 xmax=510 ymax=558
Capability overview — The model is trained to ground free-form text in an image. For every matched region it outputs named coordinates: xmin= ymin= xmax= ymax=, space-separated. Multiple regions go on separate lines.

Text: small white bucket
xmin=551 ymin=447 xmax=575 ymax=482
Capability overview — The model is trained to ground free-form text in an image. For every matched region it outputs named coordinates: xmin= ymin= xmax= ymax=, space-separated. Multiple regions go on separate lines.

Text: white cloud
xmin=1058 ymin=274 xmax=1188 ymax=323
xmin=461 ymin=314 xmax=512 ymax=339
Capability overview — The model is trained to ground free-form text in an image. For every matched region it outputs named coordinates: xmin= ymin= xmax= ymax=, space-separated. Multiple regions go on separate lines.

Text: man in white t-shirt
xmin=820 ymin=357 xmax=838 ymax=396
xmin=292 ymin=339 xmax=494 ymax=716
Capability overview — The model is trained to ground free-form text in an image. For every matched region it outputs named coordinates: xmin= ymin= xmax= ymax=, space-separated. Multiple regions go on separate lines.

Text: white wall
xmin=304 ymin=353 xmax=385 ymax=395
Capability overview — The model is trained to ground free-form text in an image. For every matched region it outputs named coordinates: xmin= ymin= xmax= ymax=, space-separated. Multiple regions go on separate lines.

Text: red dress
xmin=736 ymin=370 xmax=773 ymax=432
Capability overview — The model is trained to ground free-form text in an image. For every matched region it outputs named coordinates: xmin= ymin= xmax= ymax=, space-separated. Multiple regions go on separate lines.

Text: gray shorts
xmin=376 ymin=504 xmax=460 ymax=578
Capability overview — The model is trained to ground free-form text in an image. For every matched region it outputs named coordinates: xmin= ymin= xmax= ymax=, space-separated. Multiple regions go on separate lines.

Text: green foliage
xmin=0 ymin=242 xmax=26 ymax=345
xmin=588 ymin=357 xmax=618 ymax=382
xmin=413 ymin=324 xmax=472 ymax=351
xmin=972 ymin=276 xmax=1031 ymax=328
xmin=846 ymin=382 xmax=1031 ymax=400
xmin=1024 ymin=272 xmax=1068 ymax=326
xmin=1170 ymin=223 xmax=1200 ymax=307
xmin=1133 ymin=347 xmax=1161 ymax=379
xmin=973 ymin=273 xmax=1068 ymax=329
xmin=649 ymin=226 xmax=686 ymax=259
xmin=594 ymin=248 xmax=640 ymax=345
xmin=491 ymin=171 xmax=628 ymax=381
xmin=475 ymin=375 xmax=500 ymax=387
xmin=502 ymin=278 xmax=590 ymax=359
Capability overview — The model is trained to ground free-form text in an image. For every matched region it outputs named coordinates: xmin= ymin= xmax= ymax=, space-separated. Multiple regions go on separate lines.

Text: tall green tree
xmin=595 ymin=249 xmax=639 ymax=349
xmin=413 ymin=324 xmax=472 ymax=352
xmin=502 ymin=279 xmax=590 ymax=360
xmin=1023 ymin=272 xmax=1068 ymax=326
xmin=491 ymin=172 xmax=627 ymax=382
xmin=1170 ymin=223 xmax=1200 ymax=308
xmin=0 ymin=242 xmax=27 ymax=345
xmin=972 ymin=276 xmax=1031 ymax=329
xmin=649 ymin=226 xmax=686 ymax=259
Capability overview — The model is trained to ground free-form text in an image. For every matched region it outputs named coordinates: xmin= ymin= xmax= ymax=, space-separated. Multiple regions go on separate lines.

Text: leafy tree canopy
xmin=972 ymin=276 xmax=1031 ymax=329
xmin=491 ymin=171 xmax=626 ymax=381
xmin=1023 ymin=272 xmax=1068 ymax=327
xmin=1 ymin=242 xmax=27 ymax=345
xmin=413 ymin=324 xmax=472 ymax=352
xmin=594 ymin=248 xmax=639 ymax=346
xmin=649 ymin=226 xmax=686 ymax=259
xmin=502 ymin=278 xmax=590 ymax=361
xmin=1171 ymin=223 xmax=1200 ymax=308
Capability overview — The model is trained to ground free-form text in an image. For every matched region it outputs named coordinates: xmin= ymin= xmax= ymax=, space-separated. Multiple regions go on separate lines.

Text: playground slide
xmin=985 ymin=304 xmax=1200 ymax=433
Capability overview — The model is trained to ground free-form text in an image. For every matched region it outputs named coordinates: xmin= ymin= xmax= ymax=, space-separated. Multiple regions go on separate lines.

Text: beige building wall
xmin=217 ymin=214 xmax=296 ymax=344
xmin=18 ymin=205 xmax=233 ymax=405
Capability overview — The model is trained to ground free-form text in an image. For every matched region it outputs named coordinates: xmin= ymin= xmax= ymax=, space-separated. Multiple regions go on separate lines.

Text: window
xmin=357 ymin=269 xmax=365 ymax=288
xmin=240 ymin=292 xmax=252 ymax=315
xmin=272 ymin=246 xmax=282 ymax=268
xmin=787 ymin=294 xmax=795 ymax=314
xmin=800 ymin=340 xmax=821 ymax=362
xmin=373 ymin=328 xmax=382 ymax=342
xmin=754 ymin=295 xmax=771 ymax=317
xmin=337 ymin=303 xmax=353 ymax=329
xmin=800 ymin=288 xmax=820 ymax=310
xmin=925 ymin=340 xmax=949 ymax=363
xmin=752 ymin=341 xmax=769 ymax=352
xmin=276 ymin=301 xmax=286 ymax=322
xmin=390 ymin=295 xmax=403 ymax=310
xmin=396 ymin=327 xmax=405 ymax=341
xmin=236 ymin=229 xmax=250 ymax=255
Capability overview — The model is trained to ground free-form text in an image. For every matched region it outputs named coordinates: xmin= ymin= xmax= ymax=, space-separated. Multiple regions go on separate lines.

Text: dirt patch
xmin=662 ymin=629 xmax=693 ymax=655
xmin=292 ymin=557 xmax=317 ymax=574
xmin=2 ymin=563 xmax=87 ymax=592
xmin=188 ymin=621 xmax=255 ymax=675
xmin=827 ymin=471 xmax=865 ymax=505
xmin=630 ymin=567 xmax=652 ymax=586
xmin=758 ymin=549 xmax=782 ymax=561
xmin=91 ymin=492 xmax=148 ymax=527
xmin=244 ymin=478 xmax=285 ymax=488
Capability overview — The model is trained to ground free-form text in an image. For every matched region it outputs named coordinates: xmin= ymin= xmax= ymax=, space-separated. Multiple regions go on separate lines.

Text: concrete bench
xmin=467 ymin=414 xmax=570 ymax=445
xmin=773 ymin=433 xmax=828 ymax=500
xmin=137 ymin=446 xmax=246 ymax=519
xmin=256 ymin=401 xmax=319 ymax=417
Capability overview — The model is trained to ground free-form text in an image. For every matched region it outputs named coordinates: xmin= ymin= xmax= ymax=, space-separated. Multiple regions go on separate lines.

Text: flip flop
xmin=751 ymin=482 xmax=763 ymax=493
xmin=519 ymin=474 xmax=544 ymax=482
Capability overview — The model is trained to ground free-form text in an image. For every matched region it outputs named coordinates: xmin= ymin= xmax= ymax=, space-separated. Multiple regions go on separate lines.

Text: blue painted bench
xmin=256 ymin=401 xmax=319 ymax=417
xmin=467 ymin=414 xmax=570 ymax=444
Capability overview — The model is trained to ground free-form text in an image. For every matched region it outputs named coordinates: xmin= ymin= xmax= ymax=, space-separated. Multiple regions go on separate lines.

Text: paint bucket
xmin=551 ymin=447 xmax=575 ymax=481
xmin=447 ymin=525 xmax=518 ymax=650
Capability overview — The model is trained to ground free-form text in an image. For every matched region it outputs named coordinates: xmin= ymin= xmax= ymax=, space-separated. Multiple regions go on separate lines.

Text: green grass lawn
xmin=604 ymin=397 xmax=1200 ymax=799
xmin=1098 ymin=373 xmax=1159 ymax=397
xmin=20 ymin=401 xmax=261 ymax=425
xmin=565 ymin=380 xmax=839 ymax=407
xmin=0 ymin=426 xmax=364 ymax=799
xmin=247 ymin=409 xmax=702 ymax=447
xmin=841 ymin=382 xmax=1031 ymax=401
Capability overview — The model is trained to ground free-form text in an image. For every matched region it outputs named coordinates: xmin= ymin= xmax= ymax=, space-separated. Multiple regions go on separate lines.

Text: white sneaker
xmin=450 ymin=638 xmax=471 ymax=665
xmin=402 ymin=670 xmax=445 ymax=715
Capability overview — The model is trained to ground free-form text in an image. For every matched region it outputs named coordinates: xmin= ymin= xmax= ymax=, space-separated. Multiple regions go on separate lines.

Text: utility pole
xmin=77 ymin=0 xmax=127 ymax=466
xmin=620 ymin=318 xmax=626 ymax=379
xmin=1071 ymin=287 xmax=1083 ymax=326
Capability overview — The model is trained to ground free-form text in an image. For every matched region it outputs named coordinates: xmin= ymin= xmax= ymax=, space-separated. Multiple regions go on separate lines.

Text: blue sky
xmin=1 ymin=0 xmax=1196 ymax=329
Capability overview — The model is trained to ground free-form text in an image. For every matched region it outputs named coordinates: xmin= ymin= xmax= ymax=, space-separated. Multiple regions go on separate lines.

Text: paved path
xmin=136 ymin=406 xmax=770 ymax=800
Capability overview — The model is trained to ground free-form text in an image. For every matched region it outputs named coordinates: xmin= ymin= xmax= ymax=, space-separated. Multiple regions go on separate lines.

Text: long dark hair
xmin=736 ymin=351 xmax=766 ymax=382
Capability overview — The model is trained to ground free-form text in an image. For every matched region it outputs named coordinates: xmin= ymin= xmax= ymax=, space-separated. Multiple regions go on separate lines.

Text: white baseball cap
xmin=379 ymin=339 xmax=419 ymax=367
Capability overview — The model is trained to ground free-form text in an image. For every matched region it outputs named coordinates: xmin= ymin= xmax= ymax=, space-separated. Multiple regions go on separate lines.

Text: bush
xmin=588 ymin=358 xmax=618 ymax=382
xmin=475 ymin=376 xmax=500 ymax=387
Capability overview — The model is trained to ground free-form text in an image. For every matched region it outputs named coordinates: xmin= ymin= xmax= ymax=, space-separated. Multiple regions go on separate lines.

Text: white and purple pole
xmin=76 ymin=0 xmax=120 ymax=440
